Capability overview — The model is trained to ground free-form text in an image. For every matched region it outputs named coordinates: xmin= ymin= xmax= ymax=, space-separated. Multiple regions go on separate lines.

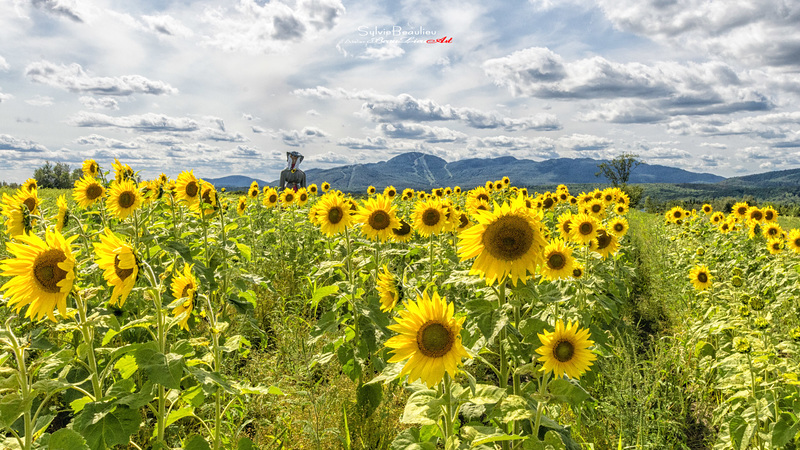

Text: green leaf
xmin=310 ymin=284 xmax=340 ymax=308
xmin=115 ymin=382 xmax=156 ymax=410
xmin=401 ymin=389 xmax=445 ymax=425
xmin=469 ymin=384 xmax=507 ymax=405
xmin=235 ymin=242 xmax=252 ymax=262
xmin=548 ymin=379 xmax=593 ymax=407
xmin=114 ymin=354 xmax=138 ymax=379
xmin=523 ymin=431 xmax=567 ymax=450
xmin=772 ymin=412 xmax=800 ymax=447
xmin=390 ymin=427 xmax=437 ymax=450
xmin=70 ymin=396 xmax=92 ymax=414
xmin=135 ymin=348 xmax=185 ymax=390
xmin=227 ymin=293 xmax=255 ymax=315
xmin=47 ymin=428 xmax=90 ymax=450
xmin=164 ymin=406 xmax=194 ymax=429
xmin=356 ymin=382 xmax=383 ymax=418
xmin=187 ymin=366 xmax=237 ymax=395
xmin=237 ymin=436 xmax=256 ymax=450
xmin=164 ymin=240 xmax=194 ymax=263
xmin=73 ymin=402 xmax=141 ymax=450
xmin=184 ymin=434 xmax=211 ymax=450
xmin=0 ymin=392 xmax=29 ymax=428
xmin=490 ymin=395 xmax=534 ymax=423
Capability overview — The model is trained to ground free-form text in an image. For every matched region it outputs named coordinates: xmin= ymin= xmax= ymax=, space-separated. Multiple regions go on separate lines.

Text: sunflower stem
xmin=6 ymin=320 xmax=33 ymax=450
xmin=747 ymin=352 xmax=763 ymax=450
xmin=74 ymin=291 xmax=103 ymax=401
xmin=532 ymin=370 xmax=550 ymax=441
xmin=429 ymin=232 xmax=435 ymax=284
xmin=442 ymin=372 xmax=455 ymax=440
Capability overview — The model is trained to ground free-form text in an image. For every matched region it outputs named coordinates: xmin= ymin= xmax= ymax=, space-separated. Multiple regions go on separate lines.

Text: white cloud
xmin=337 ymin=136 xmax=389 ymax=149
xmin=25 ymin=61 xmax=178 ymax=96
xmin=75 ymin=134 xmax=141 ymax=149
xmin=0 ymin=134 xmax=48 ymax=153
xmin=378 ymin=122 xmax=467 ymax=143
xmin=280 ymin=126 xmax=329 ymax=146
xmin=141 ymin=14 xmax=194 ymax=38
xmin=79 ymin=96 xmax=120 ymax=110
xmin=360 ymin=44 xmax=405 ymax=60
xmin=25 ymin=95 xmax=53 ymax=106
xmin=558 ymin=134 xmax=613 ymax=151
xmin=29 ymin=0 xmax=86 ymax=22
xmin=0 ymin=55 xmax=9 ymax=71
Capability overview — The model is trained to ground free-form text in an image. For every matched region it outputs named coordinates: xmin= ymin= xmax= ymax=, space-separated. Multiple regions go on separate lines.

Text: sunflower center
xmin=86 ymin=184 xmax=103 ymax=200
xmin=114 ymin=254 xmax=134 ymax=281
xmin=765 ymin=211 xmax=774 ymax=220
xmin=595 ymin=230 xmax=612 ymax=250
xmin=543 ymin=198 xmax=554 ymax=209
xmin=752 ymin=212 xmax=763 ymax=221
xmin=285 ymin=194 xmax=294 ymax=202
xmin=591 ymin=203 xmax=602 ymax=213
xmin=186 ymin=181 xmax=198 ymax=197
xmin=483 ymin=215 xmax=534 ymax=261
xmin=118 ymin=191 xmax=135 ymax=209
xmin=422 ymin=209 xmax=440 ymax=227
xmin=579 ymin=222 xmax=594 ymax=236
xmin=33 ymin=249 xmax=68 ymax=294
xmin=572 ymin=268 xmax=583 ymax=278
xmin=459 ymin=213 xmax=469 ymax=228
xmin=548 ymin=253 xmax=566 ymax=270
xmin=369 ymin=210 xmax=390 ymax=230
xmin=737 ymin=207 xmax=747 ymax=215
xmin=416 ymin=321 xmax=454 ymax=358
xmin=181 ymin=283 xmax=195 ymax=299
xmin=269 ymin=194 xmax=278 ymax=203
xmin=328 ymin=207 xmax=343 ymax=224
xmin=697 ymin=272 xmax=708 ymax=283
xmin=477 ymin=193 xmax=489 ymax=202
xmin=768 ymin=228 xmax=778 ymax=236
xmin=795 ymin=238 xmax=800 ymax=247
xmin=300 ymin=194 xmax=308 ymax=202
xmin=613 ymin=223 xmax=624 ymax=233
xmin=554 ymin=340 xmax=575 ymax=363
xmin=23 ymin=197 xmax=36 ymax=212
xmin=673 ymin=211 xmax=681 ymax=218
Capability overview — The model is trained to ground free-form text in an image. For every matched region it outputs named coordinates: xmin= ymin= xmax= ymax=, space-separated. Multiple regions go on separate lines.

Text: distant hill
xmin=272 ymin=152 xmax=725 ymax=191
xmin=204 ymin=175 xmax=268 ymax=189
xmin=720 ymin=168 xmax=800 ymax=187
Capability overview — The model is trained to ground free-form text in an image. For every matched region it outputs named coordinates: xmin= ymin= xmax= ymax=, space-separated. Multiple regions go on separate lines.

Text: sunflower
xmin=106 ymin=179 xmax=142 ymax=220
xmin=731 ymin=202 xmax=749 ymax=219
xmin=458 ymin=196 xmax=548 ymax=286
xmin=171 ymin=264 xmax=198 ymax=331
xmin=763 ymin=223 xmax=783 ymax=240
xmin=584 ymin=198 xmax=606 ymax=218
xmin=82 ymin=159 xmax=100 ymax=178
xmin=308 ymin=184 xmax=318 ymax=195
xmin=444 ymin=187 xmax=453 ymax=196
xmin=237 ymin=196 xmax=248 ymax=216
xmin=14 ymin=188 xmax=41 ymax=216
xmin=746 ymin=206 xmax=764 ymax=223
xmin=556 ymin=212 xmax=573 ymax=238
xmin=568 ymin=213 xmax=600 ymax=245
xmin=689 ymin=265 xmax=713 ymax=291
xmin=413 ymin=198 xmax=448 ymax=237
xmin=22 ymin=178 xmax=38 ymax=193
xmin=763 ymin=207 xmax=778 ymax=222
xmin=536 ymin=320 xmax=596 ymax=379
xmin=719 ymin=219 xmax=734 ymax=234
xmin=0 ymin=229 xmax=78 ymax=322
xmin=402 ymin=188 xmax=415 ymax=200
xmin=192 ymin=182 xmax=218 ymax=217
xmin=665 ymin=206 xmax=685 ymax=224
xmin=54 ymin=195 xmax=69 ymax=232
xmin=710 ymin=212 xmax=724 ymax=225
xmin=248 ymin=181 xmax=260 ymax=199
xmin=321 ymin=182 xmax=331 ymax=193
xmin=786 ymin=229 xmax=800 ymax=253
xmin=453 ymin=186 xmax=461 ymax=194
xmin=385 ymin=290 xmax=470 ymax=388
xmin=94 ymin=228 xmax=139 ymax=307
xmin=541 ymin=195 xmax=556 ymax=211
xmin=417 ymin=191 xmax=427 ymax=200
xmin=467 ymin=198 xmax=492 ymax=218
xmin=112 ymin=159 xmax=135 ymax=183
xmin=602 ymin=188 xmax=618 ymax=204
xmin=571 ymin=264 xmax=584 ymax=279
xmin=467 ymin=187 xmax=492 ymax=207
xmin=767 ymin=238 xmax=784 ymax=255
xmin=367 ymin=185 xmax=377 ymax=195
xmin=383 ymin=185 xmax=397 ymax=199
xmin=485 ymin=181 xmax=494 ymax=191
xmin=702 ymin=204 xmax=713 ymax=214
xmin=175 ymin=170 xmax=201 ymax=207
xmin=377 ymin=265 xmax=402 ymax=312
xmin=315 ymin=192 xmax=353 ymax=236
xmin=613 ymin=203 xmax=629 ymax=215
xmin=456 ymin=212 xmax=471 ymax=231
xmin=589 ymin=228 xmax=619 ymax=259
xmin=392 ymin=219 xmax=414 ymax=243
xmin=1 ymin=194 xmax=32 ymax=237
xmin=608 ymin=217 xmax=629 ymax=238
xmin=280 ymin=189 xmax=297 ymax=207
xmin=540 ymin=239 xmax=575 ymax=281
xmin=355 ymin=194 xmax=400 ymax=242
xmin=262 ymin=188 xmax=279 ymax=208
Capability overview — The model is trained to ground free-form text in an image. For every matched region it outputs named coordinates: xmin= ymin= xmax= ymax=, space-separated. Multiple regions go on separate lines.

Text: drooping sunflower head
xmin=0 ymin=229 xmax=78 ymax=322
xmin=14 ymin=188 xmax=41 ymax=216
xmin=192 ymin=182 xmax=219 ymax=217
xmin=485 ymin=180 xmax=494 ymax=191
xmin=237 ymin=196 xmax=248 ymax=216
xmin=248 ymin=182 xmax=260 ymax=199
xmin=106 ymin=179 xmax=142 ymax=221
xmin=458 ymin=196 xmax=548 ymax=286
xmin=384 ymin=290 xmax=470 ymax=388
xmin=94 ymin=228 xmax=139 ymax=307
xmin=391 ymin=219 xmax=414 ymax=243
xmin=540 ymin=239 xmax=575 ymax=281
xmin=82 ymin=159 xmax=100 ymax=178
xmin=541 ymin=195 xmax=556 ymax=211
xmin=54 ymin=195 xmax=70 ymax=232
xmin=689 ymin=265 xmax=713 ymax=291
xmin=356 ymin=194 xmax=400 ymax=242
xmin=1 ymin=193 xmax=33 ymax=237
xmin=112 ymin=159 xmax=135 ymax=183
xmin=377 ymin=265 xmax=402 ymax=312
xmin=536 ymin=320 xmax=597 ymax=379
xmin=589 ymin=228 xmax=619 ymax=259
xmin=72 ymin=176 xmax=106 ymax=209
xmin=456 ymin=212 xmax=471 ymax=231
xmin=568 ymin=213 xmax=600 ymax=245
xmin=315 ymin=192 xmax=353 ymax=236
xmin=170 ymin=264 xmax=198 ymax=331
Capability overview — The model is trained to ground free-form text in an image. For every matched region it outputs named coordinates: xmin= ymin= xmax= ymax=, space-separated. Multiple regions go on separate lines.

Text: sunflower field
xmin=1 ymin=159 xmax=800 ymax=449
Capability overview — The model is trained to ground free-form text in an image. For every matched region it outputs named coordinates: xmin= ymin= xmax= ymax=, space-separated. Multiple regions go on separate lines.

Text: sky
xmin=1 ymin=0 xmax=799 ymax=183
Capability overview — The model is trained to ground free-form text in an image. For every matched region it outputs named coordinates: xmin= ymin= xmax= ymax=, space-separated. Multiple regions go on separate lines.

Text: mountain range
xmin=205 ymin=152 xmax=800 ymax=192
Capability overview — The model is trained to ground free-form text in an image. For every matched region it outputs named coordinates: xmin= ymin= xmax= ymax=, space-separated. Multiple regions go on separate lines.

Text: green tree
xmin=33 ymin=161 xmax=74 ymax=189
xmin=596 ymin=152 xmax=641 ymax=187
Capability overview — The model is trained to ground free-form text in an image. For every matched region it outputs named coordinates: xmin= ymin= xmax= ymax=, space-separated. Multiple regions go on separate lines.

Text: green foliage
xmin=596 ymin=153 xmax=641 ymax=187
xmin=32 ymin=161 xmax=76 ymax=189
